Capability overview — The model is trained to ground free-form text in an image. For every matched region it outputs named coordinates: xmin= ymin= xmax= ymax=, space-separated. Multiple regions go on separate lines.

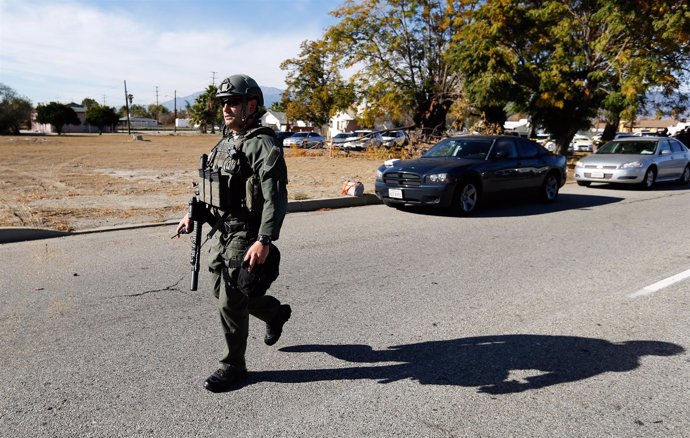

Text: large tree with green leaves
xmin=85 ymin=105 xmax=120 ymax=134
xmin=188 ymin=85 xmax=220 ymax=134
xmin=81 ymin=98 xmax=99 ymax=110
xmin=280 ymin=39 xmax=355 ymax=130
xmin=323 ymin=0 xmax=472 ymax=136
xmin=448 ymin=0 xmax=690 ymax=154
xmin=35 ymin=102 xmax=80 ymax=135
xmin=0 ymin=84 xmax=32 ymax=135
xmin=148 ymin=104 xmax=169 ymax=122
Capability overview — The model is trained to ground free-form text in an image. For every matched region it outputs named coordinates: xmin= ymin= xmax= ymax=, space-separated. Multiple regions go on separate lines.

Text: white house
xmin=328 ymin=110 xmax=358 ymax=139
xmin=261 ymin=110 xmax=288 ymax=131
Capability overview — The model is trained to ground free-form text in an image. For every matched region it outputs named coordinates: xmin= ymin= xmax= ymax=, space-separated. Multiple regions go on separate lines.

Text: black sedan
xmin=375 ymin=135 xmax=567 ymax=215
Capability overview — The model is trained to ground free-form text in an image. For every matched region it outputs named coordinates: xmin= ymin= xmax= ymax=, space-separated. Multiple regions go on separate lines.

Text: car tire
xmin=640 ymin=167 xmax=656 ymax=190
xmin=576 ymin=181 xmax=591 ymax=187
xmin=452 ymin=180 xmax=480 ymax=216
xmin=541 ymin=172 xmax=560 ymax=202
xmin=677 ymin=165 xmax=690 ymax=185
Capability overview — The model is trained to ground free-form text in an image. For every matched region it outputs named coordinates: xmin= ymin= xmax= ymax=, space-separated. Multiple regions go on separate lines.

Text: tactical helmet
xmin=216 ymin=74 xmax=264 ymax=107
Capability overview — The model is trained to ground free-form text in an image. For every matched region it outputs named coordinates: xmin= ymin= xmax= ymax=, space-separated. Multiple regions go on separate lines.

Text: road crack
xmin=117 ymin=277 xmax=185 ymax=298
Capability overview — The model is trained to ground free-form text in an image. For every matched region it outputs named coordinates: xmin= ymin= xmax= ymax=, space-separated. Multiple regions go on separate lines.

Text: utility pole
xmin=155 ymin=86 xmax=160 ymax=123
xmin=211 ymin=71 xmax=217 ymax=86
xmin=124 ymin=80 xmax=131 ymax=135
xmin=174 ymin=89 xmax=177 ymax=133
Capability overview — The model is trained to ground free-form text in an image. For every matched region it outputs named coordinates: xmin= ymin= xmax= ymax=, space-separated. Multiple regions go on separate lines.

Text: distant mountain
xmin=160 ymin=86 xmax=284 ymax=112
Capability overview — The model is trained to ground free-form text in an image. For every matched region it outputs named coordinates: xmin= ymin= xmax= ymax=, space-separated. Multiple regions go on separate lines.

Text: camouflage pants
xmin=208 ymin=227 xmax=282 ymax=371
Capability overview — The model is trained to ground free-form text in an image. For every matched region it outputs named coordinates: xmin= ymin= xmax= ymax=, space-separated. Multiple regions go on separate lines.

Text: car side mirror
xmin=660 ymin=149 xmax=672 ymax=156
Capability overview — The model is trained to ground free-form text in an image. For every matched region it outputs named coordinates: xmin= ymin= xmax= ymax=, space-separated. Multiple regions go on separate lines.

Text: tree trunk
xmin=414 ymin=96 xmax=452 ymax=138
xmin=601 ymin=120 xmax=618 ymax=143
xmin=480 ymin=106 xmax=507 ymax=134
xmin=555 ymin=128 xmax=578 ymax=157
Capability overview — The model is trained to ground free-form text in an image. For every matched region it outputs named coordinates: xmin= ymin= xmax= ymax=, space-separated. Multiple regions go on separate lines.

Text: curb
xmin=0 ymin=194 xmax=382 ymax=244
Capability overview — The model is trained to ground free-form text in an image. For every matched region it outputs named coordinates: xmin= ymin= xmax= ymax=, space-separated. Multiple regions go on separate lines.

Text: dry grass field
xmin=0 ymin=133 xmax=380 ymax=231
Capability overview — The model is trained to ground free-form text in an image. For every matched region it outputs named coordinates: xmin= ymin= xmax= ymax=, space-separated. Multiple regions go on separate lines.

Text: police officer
xmin=176 ymin=74 xmax=291 ymax=392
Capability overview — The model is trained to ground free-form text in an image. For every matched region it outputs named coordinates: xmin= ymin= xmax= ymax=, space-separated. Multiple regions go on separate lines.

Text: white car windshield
xmin=597 ymin=140 xmax=657 ymax=155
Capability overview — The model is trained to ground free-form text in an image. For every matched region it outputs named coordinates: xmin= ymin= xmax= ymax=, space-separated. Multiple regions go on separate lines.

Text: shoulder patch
xmin=266 ymin=145 xmax=283 ymax=168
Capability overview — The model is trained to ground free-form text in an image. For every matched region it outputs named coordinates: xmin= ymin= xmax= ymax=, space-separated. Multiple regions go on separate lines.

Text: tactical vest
xmin=198 ymin=127 xmax=276 ymax=218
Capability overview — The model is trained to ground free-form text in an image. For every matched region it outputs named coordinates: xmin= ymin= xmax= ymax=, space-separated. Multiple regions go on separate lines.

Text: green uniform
xmin=205 ymin=126 xmax=288 ymax=371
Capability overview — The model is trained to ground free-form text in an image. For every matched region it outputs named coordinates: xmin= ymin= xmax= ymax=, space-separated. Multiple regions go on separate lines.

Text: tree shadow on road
xmin=250 ymin=334 xmax=684 ymax=394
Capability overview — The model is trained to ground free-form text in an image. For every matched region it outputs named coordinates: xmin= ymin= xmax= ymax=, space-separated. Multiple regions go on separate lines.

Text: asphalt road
xmin=1 ymin=182 xmax=689 ymax=437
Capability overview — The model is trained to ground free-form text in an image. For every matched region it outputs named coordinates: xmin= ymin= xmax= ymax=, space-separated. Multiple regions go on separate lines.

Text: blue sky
xmin=0 ymin=0 xmax=343 ymax=107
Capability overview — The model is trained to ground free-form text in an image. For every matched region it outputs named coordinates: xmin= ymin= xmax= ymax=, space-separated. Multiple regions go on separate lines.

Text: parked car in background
xmin=570 ymin=134 xmax=593 ymax=152
xmin=375 ymin=135 xmax=567 ymax=215
xmin=574 ymin=136 xmax=690 ymax=189
xmin=534 ymin=133 xmax=558 ymax=152
xmin=274 ymin=131 xmax=294 ymax=147
xmin=330 ymin=131 xmax=357 ymax=148
xmin=614 ymin=132 xmax=639 ymax=139
xmin=341 ymin=130 xmax=383 ymax=151
xmin=380 ymin=130 xmax=409 ymax=148
xmin=283 ymin=131 xmax=325 ymax=149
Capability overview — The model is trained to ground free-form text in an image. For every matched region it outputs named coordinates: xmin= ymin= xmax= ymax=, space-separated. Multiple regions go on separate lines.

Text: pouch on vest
xmin=198 ymin=169 xmax=230 ymax=210
xmin=245 ymin=173 xmax=263 ymax=215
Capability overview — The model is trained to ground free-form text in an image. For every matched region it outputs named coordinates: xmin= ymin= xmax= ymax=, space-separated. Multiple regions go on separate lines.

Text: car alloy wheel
xmin=679 ymin=165 xmax=690 ymax=185
xmin=455 ymin=181 xmax=479 ymax=215
xmin=640 ymin=168 xmax=656 ymax=190
xmin=542 ymin=173 xmax=559 ymax=202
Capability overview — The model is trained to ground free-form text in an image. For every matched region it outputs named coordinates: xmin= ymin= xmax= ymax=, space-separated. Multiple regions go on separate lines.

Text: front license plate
xmin=388 ymin=188 xmax=403 ymax=199
xmin=590 ymin=171 xmax=604 ymax=178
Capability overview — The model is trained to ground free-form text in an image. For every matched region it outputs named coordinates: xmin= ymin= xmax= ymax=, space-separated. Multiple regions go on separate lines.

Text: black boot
xmin=204 ymin=367 xmax=248 ymax=393
xmin=265 ymin=304 xmax=292 ymax=346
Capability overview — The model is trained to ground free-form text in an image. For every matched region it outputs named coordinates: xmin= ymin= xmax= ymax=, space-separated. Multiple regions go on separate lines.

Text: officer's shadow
xmin=250 ymin=334 xmax=684 ymax=394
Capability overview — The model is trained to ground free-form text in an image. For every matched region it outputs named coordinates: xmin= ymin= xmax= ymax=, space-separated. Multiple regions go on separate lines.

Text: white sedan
xmin=574 ymin=137 xmax=690 ymax=189
xmin=283 ymin=132 xmax=324 ymax=148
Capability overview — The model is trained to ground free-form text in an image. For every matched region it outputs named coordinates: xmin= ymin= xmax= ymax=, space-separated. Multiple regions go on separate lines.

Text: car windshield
xmin=597 ymin=140 xmax=658 ymax=155
xmin=291 ymin=132 xmax=308 ymax=138
xmin=334 ymin=133 xmax=354 ymax=139
xmin=423 ymin=138 xmax=493 ymax=159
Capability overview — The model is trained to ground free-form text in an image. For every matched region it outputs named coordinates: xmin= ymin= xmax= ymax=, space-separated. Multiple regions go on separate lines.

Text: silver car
xmin=329 ymin=131 xmax=357 ymax=148
xmin=283 ymin=131 xmax=324 ymax=148
xmin=380 ymin=130 xmax=409 ymax=148
xmin=341 ymin=130 xmax=383 ymax=151
xmin=574 ymin=137 xmax=690 ymax=189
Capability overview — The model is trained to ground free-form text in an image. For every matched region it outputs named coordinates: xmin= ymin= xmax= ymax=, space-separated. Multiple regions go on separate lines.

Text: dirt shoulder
xmin=0 ymin=133 xmax=380 ymax=231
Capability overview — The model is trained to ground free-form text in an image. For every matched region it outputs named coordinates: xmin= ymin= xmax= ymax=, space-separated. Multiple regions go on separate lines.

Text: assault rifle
xmin=188 ymin=153 xmax=208 ymax=291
